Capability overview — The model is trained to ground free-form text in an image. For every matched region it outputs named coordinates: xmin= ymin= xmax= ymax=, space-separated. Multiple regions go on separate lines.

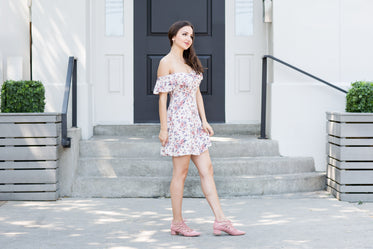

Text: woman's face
xmin=172 ymin=26 xmax=194 ymax=50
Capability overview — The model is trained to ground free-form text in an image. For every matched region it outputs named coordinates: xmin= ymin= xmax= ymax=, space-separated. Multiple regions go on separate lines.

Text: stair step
xmin=73 ymin=124 xmax=325 ymax=198
xmin=72 ymin=172 xmax=326 ymax=198
xmin=79 ymin=135 xmax=280 ymax=158
xmin=77 ymin=156 xmax=315 ymax=177
xmin=94 ymin=124 xmax=260 ymax=136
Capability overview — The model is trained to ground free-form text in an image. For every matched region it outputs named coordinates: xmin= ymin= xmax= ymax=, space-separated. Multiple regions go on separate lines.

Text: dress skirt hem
xmin=160 ymin=143 xmax=212 ymax=157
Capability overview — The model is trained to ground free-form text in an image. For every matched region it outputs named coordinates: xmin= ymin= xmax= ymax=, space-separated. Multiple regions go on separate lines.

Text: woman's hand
xmin=159 ymin=129 xmax=169 ymax=146
xmin=202 ymin=121 xmax=214 ymax=136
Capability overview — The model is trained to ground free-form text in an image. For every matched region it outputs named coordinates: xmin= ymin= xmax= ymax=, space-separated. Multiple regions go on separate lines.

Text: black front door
xmin=134 ymin=0 xmax=225 ymax=123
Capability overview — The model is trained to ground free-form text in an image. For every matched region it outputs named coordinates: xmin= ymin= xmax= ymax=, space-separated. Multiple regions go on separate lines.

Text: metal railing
xmin=260 ymin=55 xmax=347 ymax=139
xmin=61 ymin=56 xmax=78 ymax=147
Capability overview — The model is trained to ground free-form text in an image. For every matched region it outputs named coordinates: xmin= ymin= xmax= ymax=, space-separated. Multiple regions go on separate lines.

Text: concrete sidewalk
xmin=1 ymin=191 xmax=373 ymax=249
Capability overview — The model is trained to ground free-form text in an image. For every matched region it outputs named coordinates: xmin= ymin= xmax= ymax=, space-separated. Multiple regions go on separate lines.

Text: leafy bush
xmin=345 ymin=81 xmax=373 ymax=113
xmin=1 ymin=80 xmax=45 ymax=113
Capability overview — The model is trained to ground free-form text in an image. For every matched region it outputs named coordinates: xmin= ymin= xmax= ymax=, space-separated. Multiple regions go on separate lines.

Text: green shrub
xmin=1 ymin=80 xmax=45 ymax=113
xmin=345 ymin=81 xmax=373 ymax=113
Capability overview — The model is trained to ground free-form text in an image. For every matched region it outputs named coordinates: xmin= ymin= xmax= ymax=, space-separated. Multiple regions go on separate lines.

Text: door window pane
xmin=235 ymin=0 xmax=254 ymax=36
xmin=106 ymin=0 xmax=124 ymax=36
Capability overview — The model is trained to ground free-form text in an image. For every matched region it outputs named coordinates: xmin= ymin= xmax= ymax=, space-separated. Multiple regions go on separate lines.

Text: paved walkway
xmin=1 ymin=191 xmax=373 ymax=249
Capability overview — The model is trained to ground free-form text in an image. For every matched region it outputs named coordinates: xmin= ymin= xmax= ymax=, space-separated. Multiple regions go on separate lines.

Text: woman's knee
xmin=173 ymin=167 xmax=189 ymax=179
xmin=172 ymin=156 xmax=190 ymax=179
xmin=199 ymin=163 xmax=214 ymax=179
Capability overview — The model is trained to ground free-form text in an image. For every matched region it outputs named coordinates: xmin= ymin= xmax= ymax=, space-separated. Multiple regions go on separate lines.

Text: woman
xmin=153 ymin=20 xmax=245 ymax=237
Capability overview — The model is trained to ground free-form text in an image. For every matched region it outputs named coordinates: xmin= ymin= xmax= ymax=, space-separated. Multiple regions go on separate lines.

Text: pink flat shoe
xmin=171 ymin=220 xmax=201 ymax=237
xmin=213 ymin=219 xmax=245 ymax=236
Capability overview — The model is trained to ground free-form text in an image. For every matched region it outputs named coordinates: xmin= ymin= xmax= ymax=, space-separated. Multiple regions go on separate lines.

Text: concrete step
xmin=79 ymin=135 xmax=280 ymax=158
xmin=94 ymin=124 xmax=260 ymax=136
xmin=77 ymin=156 xmax=315 ymax=177
xmin=72 ymin=172 xmax=326 ymax=198
xmin=73 ymin=124 xmax=325 ymax=198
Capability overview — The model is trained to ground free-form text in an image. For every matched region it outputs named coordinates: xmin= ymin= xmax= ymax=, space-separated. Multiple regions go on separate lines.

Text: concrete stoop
xmin=72 ymin=124 xmax=325 ymax=197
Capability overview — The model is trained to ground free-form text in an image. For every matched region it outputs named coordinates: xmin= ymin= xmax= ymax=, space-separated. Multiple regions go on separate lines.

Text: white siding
xmin=0 ymin=0 xmax=29 ymax=81
xmin=32 ymin=0 xmax=92 ymax=139
xmin=271 ymin=0 xmax=373 ymax=171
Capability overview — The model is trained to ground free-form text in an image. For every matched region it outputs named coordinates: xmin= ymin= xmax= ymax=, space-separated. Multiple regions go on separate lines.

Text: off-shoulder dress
xmin=153 ymin=71 xmax=211 ymax=157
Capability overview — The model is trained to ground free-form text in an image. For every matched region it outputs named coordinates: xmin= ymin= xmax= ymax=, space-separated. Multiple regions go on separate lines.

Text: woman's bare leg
xmin=170 ymin=155 xmax=191 ymax=223
xmin=191 ymin=150 xmax=226 ymax=221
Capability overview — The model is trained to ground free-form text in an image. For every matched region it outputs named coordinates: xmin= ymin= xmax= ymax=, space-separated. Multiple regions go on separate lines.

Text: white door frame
xmin=87 ymin=0 xmax=268 ymax=128
xmin=89 ymin=0 xmax=134 ymax=126
xmin=225 ymin=0 xmax=268 ymax=123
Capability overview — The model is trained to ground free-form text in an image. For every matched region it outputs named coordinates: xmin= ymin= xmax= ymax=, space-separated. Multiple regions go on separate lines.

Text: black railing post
xmin=61 ymin=56 xmax=75 ymax=148
xmin=61 ymin=112 xmax=71 ymax=147
xmin=72 ymin=58 xmax=77 ymax=128
xmin=259 ymin=56 xmax=268 ymax=139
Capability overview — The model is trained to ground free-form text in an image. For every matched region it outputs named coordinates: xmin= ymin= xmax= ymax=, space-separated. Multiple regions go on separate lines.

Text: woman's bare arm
xmin=157 ymin=58 xmax=172 ymax=146
xmin=158 ymin=92 xmax=168 ymax=146
xmin=196 ymin=87 xmax=214 ymax=136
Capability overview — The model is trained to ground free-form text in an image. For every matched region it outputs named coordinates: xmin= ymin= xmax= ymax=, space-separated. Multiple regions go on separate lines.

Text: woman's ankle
xmin=215 ymin=216 xmax=228 ymax=222
xmin=172 ymin=218 xmax=184 ymax=224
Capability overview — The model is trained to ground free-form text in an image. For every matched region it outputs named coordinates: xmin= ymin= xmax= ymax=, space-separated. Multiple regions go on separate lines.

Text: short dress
xmin=153 ymin=71 xmax=212 ymax=157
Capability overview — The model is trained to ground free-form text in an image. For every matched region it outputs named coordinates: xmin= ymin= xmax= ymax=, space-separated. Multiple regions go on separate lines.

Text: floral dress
xmin=153 ymin=71 xmax=211 ymax=157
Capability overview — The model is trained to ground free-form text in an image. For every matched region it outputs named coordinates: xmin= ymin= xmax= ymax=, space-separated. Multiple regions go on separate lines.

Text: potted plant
xmin=1 ymin=80 xmax=45 ymax=112
xmin=0 ymin=80 xmax=61 ymax=200
xmin=326 ymin=81 xmax=373 ymax=202
xmin=345 ymin=81 xmax=373 ymax=113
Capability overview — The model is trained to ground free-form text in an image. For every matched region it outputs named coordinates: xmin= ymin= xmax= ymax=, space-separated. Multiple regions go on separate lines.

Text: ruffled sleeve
xmin=153 ymin=74 xmax=177 ymax=94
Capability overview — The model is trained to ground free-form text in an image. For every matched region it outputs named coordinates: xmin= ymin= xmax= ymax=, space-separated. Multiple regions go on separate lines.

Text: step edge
xmin=77 ymin=156 xmax=313 ymax=160
xmin=75 ymin=172 xmax=325 ymax=180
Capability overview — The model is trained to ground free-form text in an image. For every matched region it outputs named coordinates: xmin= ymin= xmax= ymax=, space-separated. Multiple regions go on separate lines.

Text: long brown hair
xmin=168 ymin=20 xmax=204 ymax=74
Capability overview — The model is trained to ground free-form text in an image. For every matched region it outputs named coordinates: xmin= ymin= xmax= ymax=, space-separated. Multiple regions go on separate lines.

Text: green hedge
xmin=1 ymin=80 xmax=45 ymax=113
xmin=346 ymin=81 xmax=373 ymax=113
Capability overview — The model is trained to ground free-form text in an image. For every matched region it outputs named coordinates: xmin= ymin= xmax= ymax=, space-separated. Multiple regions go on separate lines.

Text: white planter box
xmin=0 ymin=113 xmax=61 ymax=201
xmin=326 ymin=112 xmax=373 ymax=202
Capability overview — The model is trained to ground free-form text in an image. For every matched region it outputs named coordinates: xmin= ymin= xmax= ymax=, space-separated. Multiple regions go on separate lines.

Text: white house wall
xmin=3 ymin=0 xmax=373 ymax=171
xmin=32 ymin=0 xmax=92 ymax=139
xmin=0 ymin=0 xmax=29 ymax=81
xmin=271 ymin=0 xmax=373 ymax=171
xmin=7 ymin=0 xmax=265 ymax=139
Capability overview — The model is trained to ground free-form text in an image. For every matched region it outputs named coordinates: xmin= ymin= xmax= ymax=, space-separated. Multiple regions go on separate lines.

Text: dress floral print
xmin=153 ymin=71 xmax=212 ymax=156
